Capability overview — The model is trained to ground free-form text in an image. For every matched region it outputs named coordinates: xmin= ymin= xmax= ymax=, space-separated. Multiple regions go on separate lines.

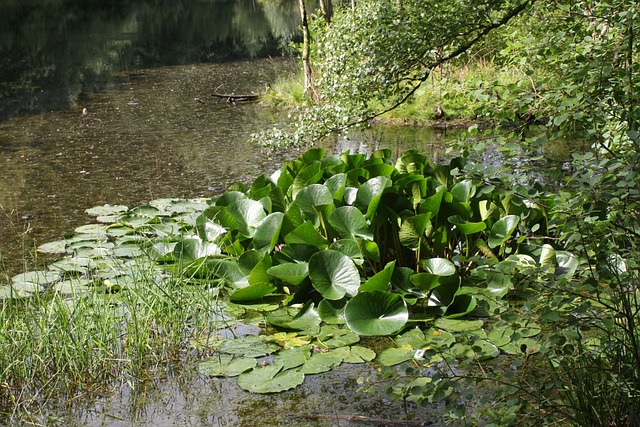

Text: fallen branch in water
xmin=283 ymin=412 xmax=432 ymax=426
xmin=211 ymin=92 xmax=259 ymax=103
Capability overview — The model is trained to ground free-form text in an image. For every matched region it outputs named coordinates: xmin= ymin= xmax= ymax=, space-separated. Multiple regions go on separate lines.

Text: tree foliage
xmin=253 ymin=0 xmax=535 ymax=146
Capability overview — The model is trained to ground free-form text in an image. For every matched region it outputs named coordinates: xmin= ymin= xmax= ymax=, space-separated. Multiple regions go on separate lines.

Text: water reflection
xmin=0 ymin=0 xmax=306 ymax=119
xmin=0 ymin=59 xmax=302 ymax=276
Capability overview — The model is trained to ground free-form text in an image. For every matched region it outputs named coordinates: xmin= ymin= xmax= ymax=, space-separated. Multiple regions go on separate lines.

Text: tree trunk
xmin=299 ymin=0 xmax=313 ymax=95
xmin=319 ymin=0 xmax=331 ymax=24
xmin=351 ymin=0 xmax=356 ymax=12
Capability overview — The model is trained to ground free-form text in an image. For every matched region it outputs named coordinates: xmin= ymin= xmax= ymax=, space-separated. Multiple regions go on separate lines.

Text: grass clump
xmin=0 ymin=261 xmax=221 ymax=422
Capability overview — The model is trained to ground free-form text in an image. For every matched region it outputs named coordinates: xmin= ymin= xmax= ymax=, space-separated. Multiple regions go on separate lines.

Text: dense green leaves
xmin=23 ymin=147 xmax=571 ymax=404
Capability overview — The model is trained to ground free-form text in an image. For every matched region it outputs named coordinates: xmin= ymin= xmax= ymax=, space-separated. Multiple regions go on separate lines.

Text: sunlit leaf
xmin=309 ymin=250 xmax=360 ymax=300
xmin=237 ymin=364 xmax=305 ymax=393
xmin=345 ymin=291 xmax=408 ymax=336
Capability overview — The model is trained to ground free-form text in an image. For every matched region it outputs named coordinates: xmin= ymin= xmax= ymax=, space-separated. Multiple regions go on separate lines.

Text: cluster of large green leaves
xmin=2 ymin=147 xmax=579 ymax=396
xmin=139 ymin=147 xmax=557 ymax=336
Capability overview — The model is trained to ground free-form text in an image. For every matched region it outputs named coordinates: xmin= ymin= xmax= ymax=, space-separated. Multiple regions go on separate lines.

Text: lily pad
xmin=37 ymin=240 xmax=68 ymax=254
xmin=237 ymin=364 xmax=305 ymax=393
xmin=198 ymin=354 xmax=257 ymax=377
xmin=217 ymin=335 xmax=279 ymax=358
xmin=309 ymin=250 xmax=360 ymax=300
xmin=299 ymin=350 xmax=343 ymax=374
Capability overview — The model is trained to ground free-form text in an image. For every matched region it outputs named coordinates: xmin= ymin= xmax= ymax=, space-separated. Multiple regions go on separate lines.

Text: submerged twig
xmin=283 ymin=412 xmax=432 ymax=426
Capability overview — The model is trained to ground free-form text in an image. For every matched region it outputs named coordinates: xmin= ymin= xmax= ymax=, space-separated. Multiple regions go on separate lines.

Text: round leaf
xmin=488 ymin=215 xmax=520 ymax=248
xmin=309 ymin=250 xmax=361 ymax=300
xmin=329 ymin=206 xmax=373 ymax=240
xmin=237 ymin=364 xmax=305 ymax=393
xmin=345 ymin=291 xmax=408 ymax=336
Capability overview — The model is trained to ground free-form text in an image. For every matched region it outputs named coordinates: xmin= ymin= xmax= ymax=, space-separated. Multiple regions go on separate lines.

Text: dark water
xmin=0 ymin=0 xmax=451 ymax=279
xmin=0 ymin=0 xmax=305 ymax=120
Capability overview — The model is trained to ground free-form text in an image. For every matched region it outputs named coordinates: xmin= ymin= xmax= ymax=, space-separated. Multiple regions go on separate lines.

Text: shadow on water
xmin=0 ymin=0 xmax=305 ymax=120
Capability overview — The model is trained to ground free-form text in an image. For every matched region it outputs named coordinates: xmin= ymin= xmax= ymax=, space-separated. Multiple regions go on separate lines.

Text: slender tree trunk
xmin=319 ymin=0 xmax=331 ymax=24
xmin=299 ymin=0 xmax=313 ymax=95
xmin=351 ymin=0 xmax=356 ymax=12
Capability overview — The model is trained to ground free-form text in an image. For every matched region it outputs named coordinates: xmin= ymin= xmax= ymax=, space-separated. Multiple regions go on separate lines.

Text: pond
xmin=1 ymin=2 xmax=450 ymax=425
xmin=0 ymin=0 xmax=453 ymax=280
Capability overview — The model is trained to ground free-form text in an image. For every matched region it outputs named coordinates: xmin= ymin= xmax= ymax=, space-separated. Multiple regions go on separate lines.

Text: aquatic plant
xmin=1 ymin=147 xmax=573 ymax=400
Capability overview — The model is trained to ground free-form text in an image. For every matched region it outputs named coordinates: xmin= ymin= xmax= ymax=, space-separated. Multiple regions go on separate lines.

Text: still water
xmin=0 ymin=58 xmax=451 ymax=279
xmin=0 ymin=0 xmax=450 ymax=279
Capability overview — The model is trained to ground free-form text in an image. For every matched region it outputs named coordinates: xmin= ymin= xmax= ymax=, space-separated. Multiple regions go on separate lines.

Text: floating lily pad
xmin=333 ymin=345 xmax=376 ymax=363
xmin=237 ymin=364 xmax=305 ymax=393
xmin=299 ymin=350 xmax=343 ymax=374
xmin=434 ymin=318 xmax=484 ymax=332
xmin=52 ymin=279 xmax=93 ymax=295
xmin=316 ymin=325 xmax=359 ymax=348
xmin=216 ymin=335 xmax=279 ymax=358
xmin=264 ymin=332 xmax=311 ymax=349
xmin=37 ymin=240 xmax=68 ymax=254
xmin=273 ymin=346 xmax=311 ymax=369
xmin=266 ymin=303 xmax=321 ymax=334
xmin=12 ymin=270 xmax=60 ymax=286
xmin=378 ymin=345 xmax=418 ymax=367
xmin=0 ymin=282 xmax=43 ymax=299
xmin=198 ymin=354 xmax=257 ymax=377
xmin=86 ymin=204 xmax=129 ymax=217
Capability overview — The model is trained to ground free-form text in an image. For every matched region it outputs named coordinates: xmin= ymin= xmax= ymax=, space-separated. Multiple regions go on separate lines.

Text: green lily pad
xmin=237 ymin=364 xmax=305 ymax=393
xmin=434 ymin=318 xmax=484 ymax=332
xmin=37 ymin=240 xmax=68 ymax=254
xmin=85 ymin=204 xmax=129 ymax=217
xmin=360 ymin=260 xmax=395 ymax=292
xmin=12 ymin=270 xmax=60 ymax=286
xmin=252 ymin=212 xmax=284 ymax=253
xmin=273 ymin=346 xmax=311 ymax=369
xmin=317 ymin=298 xmax=347 ymax=324
xmin=52 ymin=279 xmax=93 ymax=295
xmin=299 ymin=350 xmax=343 ymax=374
xmin=267 ymin=262 xmax=309 ymax=285
xmin=334 ymin=345 xmax=376 ymax=363
xmin=198 ymin=354 xmax=257 ymax=377
xmin=217 ymin=335 xmax=279 ymax=358
xmin=378 ymin=345 xmax=419 ymax=367
xmin=316 ymin=325 xmax=360 ymax=348
xmin=267 ymin=302 xmax=321 ymax=334
xmin=230 ymin=282 xmax=277 ymax=302
xmin=328 ymin=206 xmax=373 ymax=241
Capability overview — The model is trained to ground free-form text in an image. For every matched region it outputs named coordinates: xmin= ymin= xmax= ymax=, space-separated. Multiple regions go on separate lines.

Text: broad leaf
xmin=329 ymin=206 xmax=374 ymax=240
xmin=266 ymin=262 xmax=309 ymax=285
xmin=237 ymin=364 xmax=305 ymax=393
xmin=309 ymin=250 xmax=361 ymax=300
xmin=488 ymin=215 xmax=520 ymax=248
xmin=198 ymin=354 xmax=256 ymax=377
xmin=345 ymin=291 xmax=408 ymax=336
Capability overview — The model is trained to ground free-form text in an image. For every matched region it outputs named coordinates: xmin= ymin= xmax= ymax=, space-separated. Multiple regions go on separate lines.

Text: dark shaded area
xmin=0 ymin=0 xmax=304 ymax=120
